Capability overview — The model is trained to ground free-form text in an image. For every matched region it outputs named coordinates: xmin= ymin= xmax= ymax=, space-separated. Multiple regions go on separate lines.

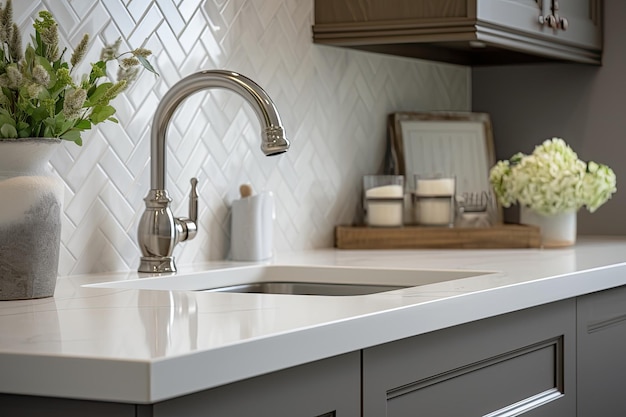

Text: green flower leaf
xmin=30 ymin=106 xmax=50 ymax=124
xmin=0 ymin=123 xmax=17 ymax=138
xmin=136 ymin=55 xmax=158 ymax=75
xmin=84 ymin=82 xmax=112 ymax=107
xmin=75 ymin=119 xmax=91 ymax=129
xmin=0 ymin=113 xmax=17 ymax=137
xmin=89 ymin=104 xmax=116 ymax=124
xmin=89 ymin=60 xmax=107 ymax=83
xmin=59 ymin=129 xmax=82 ymax=145
xmin=26 ymin=40 xmax=38 ymax=63
xmin=17 ymin=120 xmax=31 ymax=137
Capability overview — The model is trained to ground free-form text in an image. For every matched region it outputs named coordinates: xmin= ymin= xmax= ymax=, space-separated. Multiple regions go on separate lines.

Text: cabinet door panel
xmin=314 ymin=0 xmax=602 ymax=64
xmin=478 ymin=0 xmax=601 ymax=49
xmin=363 ymin=300 xmax=576 ymax=417
xmin=577 ymin=286 xmax=626 ymax=416
xmin=150 ymin=352 xmax=360 ymax=417
xmin=0 ymin=394 xmax=135 ymax=417
xmin=314 ymin=0 xmax=469 ymax=23
xmin=478 ymin=0 xmax=543 ymax=36
xmin=555 ymin=0 xmax=602 ymax=48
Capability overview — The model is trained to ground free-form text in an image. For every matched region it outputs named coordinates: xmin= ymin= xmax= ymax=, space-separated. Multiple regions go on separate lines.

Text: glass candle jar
xmin=363 ymin=175 xmax=404 ymax=227
xmin=414 ymin=175 xmax=455 ymax=227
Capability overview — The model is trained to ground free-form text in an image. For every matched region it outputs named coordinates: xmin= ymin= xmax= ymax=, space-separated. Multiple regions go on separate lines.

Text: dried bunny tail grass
xmin=62 ymin=88 xmax=87 ymax=120
xmin=101 ymin=80 xmax=127 ymax=102
xmin=132 ymin=47 xmax=152 ymax=58
xmin=70 ymin=34 xmax=89 ymax=68
xmin=8 ymin=22 xmax=20 ymax=61
xmin=32 ymin=64 xmax=50 ymax=86
xmin=0 ymin=0 xmax=13 ymax=43
xmin=100 ymin=37 xmax=122 ymax=61
xmin=117 ymin=64 xmax=139 ymax=86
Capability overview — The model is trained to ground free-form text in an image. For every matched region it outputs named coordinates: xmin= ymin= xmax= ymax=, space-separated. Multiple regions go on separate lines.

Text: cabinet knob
xmin=539 ymin=14 xmax=558 ymax=29
xmin=539 ymin=0 xmax=568 ymax=31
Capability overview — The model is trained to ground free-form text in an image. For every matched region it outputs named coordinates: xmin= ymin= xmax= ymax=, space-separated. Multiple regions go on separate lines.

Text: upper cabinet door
xmin=478 ymin=0 xmax=602 ymax=49
xmin=313 ymin=0 xmax=603 ymax=65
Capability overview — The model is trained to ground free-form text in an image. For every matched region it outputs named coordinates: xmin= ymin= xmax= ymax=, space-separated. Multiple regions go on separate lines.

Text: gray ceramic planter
xmin=0 ymin=138 xmax=63 ymax=300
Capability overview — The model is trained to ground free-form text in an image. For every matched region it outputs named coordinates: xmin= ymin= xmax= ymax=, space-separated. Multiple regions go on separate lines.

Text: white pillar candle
xmin=417 ymin=198 xmax=453 ymax=225
xmin=415 ymin=177 xmax=455 ymax=226
xmin=365 ymin=185 xmax=403 ymax=227
xmin=415 ymin=178 xmax=455 ymax=196
xmin=365 ymin=185 xmax=403 ymax=199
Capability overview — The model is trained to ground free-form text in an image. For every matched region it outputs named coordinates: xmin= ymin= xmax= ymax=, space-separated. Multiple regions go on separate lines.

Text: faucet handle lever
xmin=189 ymin=177 xmax=198 ymax=223
xmin=175 ymin=177 xmax=199 ymax=243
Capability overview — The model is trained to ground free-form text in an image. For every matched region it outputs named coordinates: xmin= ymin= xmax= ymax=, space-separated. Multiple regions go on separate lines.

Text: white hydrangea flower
xmin=583 ymin=161 xmax=617 ymax=213
xmin=489 ymin=138 xmax=617 ymax=215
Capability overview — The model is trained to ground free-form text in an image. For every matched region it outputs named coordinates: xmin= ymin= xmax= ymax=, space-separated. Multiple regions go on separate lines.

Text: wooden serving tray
xmin=335 ymin=224 xmax=541 ymax=249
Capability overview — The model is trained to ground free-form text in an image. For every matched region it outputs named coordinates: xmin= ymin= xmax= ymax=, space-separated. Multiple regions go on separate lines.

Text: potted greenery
xmin=0 ymin=1 xmax=155 ymax=300
xmin=489 ymin=137 xmax=617 ymax=247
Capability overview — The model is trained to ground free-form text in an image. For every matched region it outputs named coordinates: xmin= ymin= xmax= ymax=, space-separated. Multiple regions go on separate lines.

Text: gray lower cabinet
xmin=0 ymin=352 xmax=360 ymax=417
xmin=7 ymin=288 xmax=626 ymax=416
xmin=0 ymin=395 xmax=135 ymax=417
xmin=577 ymin=285 xmax=626 ymax=416
xmin=142 ymin=351 xmax=360 ymax=417
xmin=362 ymin=300 xmax=576 ymax=417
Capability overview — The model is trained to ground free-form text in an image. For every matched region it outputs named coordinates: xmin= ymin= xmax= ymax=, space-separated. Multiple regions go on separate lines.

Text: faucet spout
xmin=150 ymin=70 xmax=289 ymax=190
xmin=138 ymin=70 xmax=290 ymax=273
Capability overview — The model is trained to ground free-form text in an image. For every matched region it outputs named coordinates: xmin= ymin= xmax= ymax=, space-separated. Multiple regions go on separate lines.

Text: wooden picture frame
xmin=387 ymin=111 xmax=500 ymax=222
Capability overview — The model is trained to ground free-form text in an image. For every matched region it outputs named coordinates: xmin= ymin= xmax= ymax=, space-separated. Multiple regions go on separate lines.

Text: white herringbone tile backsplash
xmin=16 ymin=0 xmax=470 ymax=275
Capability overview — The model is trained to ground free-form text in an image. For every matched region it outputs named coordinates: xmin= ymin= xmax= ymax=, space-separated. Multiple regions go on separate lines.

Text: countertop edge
xmin=148 ymin=263 xmax=626 ymax=402
xmin=3 ymin=243 xmax=626 ymax=403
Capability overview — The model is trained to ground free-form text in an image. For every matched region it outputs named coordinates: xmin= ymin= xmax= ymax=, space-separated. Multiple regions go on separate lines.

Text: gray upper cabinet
xmin=479 ymin=0 xmax=602 ymax=49
xmin=313 ymin=0 xmax=603 ymax=65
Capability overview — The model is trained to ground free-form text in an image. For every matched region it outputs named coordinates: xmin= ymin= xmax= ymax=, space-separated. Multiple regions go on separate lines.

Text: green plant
xmin=489 ymin=138 xmax=617 ymax=215
xmin=0 ymin=0 xmax=156 ymax=145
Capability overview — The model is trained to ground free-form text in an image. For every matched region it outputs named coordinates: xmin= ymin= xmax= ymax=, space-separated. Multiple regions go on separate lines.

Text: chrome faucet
xmin=137 ymin=70 xmax=290 ymax=273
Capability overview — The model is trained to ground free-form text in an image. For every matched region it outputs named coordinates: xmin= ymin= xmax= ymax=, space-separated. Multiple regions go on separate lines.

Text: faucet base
xmin=139 ymin=256 xmax=177 ymax=273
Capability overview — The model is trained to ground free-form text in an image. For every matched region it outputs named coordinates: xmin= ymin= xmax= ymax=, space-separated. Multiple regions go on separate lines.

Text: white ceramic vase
xmin=0 ymin=138 xmax=63 ymax=300
xmin=519 ymin=206 xmax=577 ymax=248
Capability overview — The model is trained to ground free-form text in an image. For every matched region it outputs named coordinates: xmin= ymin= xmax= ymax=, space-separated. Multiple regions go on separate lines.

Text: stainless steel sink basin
xmin=86 ymin=265 xmax=494 ymax=296
xmin=202 ymin=281 xmax=408 ymax=296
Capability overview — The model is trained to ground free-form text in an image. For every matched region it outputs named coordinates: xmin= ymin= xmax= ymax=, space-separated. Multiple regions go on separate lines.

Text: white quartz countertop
xmin=2 ymin=237 xmax=626 ymax=404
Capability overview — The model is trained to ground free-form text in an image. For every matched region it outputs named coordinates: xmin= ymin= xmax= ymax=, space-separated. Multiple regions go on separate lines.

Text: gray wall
xmin=472 ymin=1 xmax=625 ymax=235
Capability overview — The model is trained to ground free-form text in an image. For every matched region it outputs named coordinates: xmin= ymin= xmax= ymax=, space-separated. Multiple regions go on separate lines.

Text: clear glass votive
xmin=414 ymin=175 xmax=456 ymax=227
xmin=363 ymin=175 xmax=404 ymax=227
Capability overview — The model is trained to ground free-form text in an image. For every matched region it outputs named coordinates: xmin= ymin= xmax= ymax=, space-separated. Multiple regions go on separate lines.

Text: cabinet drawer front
xmin=363 ymin=300 xmax=576 ymax=417
xmin=387 ymin=337 xmax=562 ymax=416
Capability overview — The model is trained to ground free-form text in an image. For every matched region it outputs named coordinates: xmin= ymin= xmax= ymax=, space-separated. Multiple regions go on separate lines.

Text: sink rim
xmin=201 ymin=280 xmax=410 ymax=296
xmin=85 ymin=264 xmax=497 ymax=296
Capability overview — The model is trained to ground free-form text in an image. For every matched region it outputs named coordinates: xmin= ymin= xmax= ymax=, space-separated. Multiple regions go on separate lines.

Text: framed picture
xmin=387 ymin=111 xmax=500 ymax=223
